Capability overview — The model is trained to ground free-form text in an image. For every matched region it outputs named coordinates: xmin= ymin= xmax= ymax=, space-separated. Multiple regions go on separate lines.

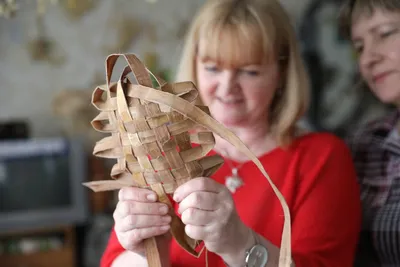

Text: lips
xmin=373 ymin=71 xmax=394 ymax=83
xmin=216 ymin=97 xmax=244 ymax=104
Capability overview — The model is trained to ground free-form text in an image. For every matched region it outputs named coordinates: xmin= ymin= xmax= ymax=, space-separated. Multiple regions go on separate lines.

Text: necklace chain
xmin=219 ymin=149 xmax=246 ymax=170
xmin=220 ymin=149 xmax=245 ymax=193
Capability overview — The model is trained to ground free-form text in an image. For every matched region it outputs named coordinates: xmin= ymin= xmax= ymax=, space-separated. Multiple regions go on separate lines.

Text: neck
xmin=214 ymin=122 xmax=277 ymax=162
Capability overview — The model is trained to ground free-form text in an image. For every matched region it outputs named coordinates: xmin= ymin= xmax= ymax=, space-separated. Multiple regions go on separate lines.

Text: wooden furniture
xmin=88 ymin=155 xmax=114 ymax=214
xmin=0 ymin=226 xmax=76 ymax=267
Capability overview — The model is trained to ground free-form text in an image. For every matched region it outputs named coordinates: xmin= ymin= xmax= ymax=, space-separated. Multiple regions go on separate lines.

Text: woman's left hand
xmin=173 ymin=177 xmax=251 ymax=255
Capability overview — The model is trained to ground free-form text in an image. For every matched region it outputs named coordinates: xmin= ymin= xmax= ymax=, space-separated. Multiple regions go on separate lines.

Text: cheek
xmin=359 ymin=65 xmax=369 ymax=82
xmin=239 ymin=87 xmax=273 ymax=116
xmin=247 ymin=89 xmax=275 ymax=109
xmin=242 ymin=79 xmax=277 ymax=106
xmin=197 ymin=71 xmax=217 ymax=104
xmin=378 ymin=33 xmax=400 ymax=69
xmin=388 ymin=41 xmax=400 ymax=71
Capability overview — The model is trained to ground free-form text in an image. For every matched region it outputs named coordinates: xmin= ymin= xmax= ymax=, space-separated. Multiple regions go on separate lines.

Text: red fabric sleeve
xmin=291 ymin=136 xmax=362 ymax=266
xmin=100 ymin=226 xmax=124 ymax=267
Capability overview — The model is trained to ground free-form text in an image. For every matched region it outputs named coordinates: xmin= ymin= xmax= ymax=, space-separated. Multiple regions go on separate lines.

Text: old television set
xmin=0 ymin=137 xmax=89 ymax=233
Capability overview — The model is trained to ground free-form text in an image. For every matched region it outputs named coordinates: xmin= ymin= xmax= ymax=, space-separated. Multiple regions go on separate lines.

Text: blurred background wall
xmin=0 ymin=0 xmax=389 ymax=141
xmin=0 ymin=0 xmax=205 ymax=139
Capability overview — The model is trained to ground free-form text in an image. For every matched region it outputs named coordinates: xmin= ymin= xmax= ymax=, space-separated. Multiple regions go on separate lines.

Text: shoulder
xmin=284 ymin=132 xmax=356 ymax=178
xmin=345 ymin=120 xmax=379 ymax=146
xmin=296 ymin=131 xmax=344 ymax=145
xmin=284 ymin=133 xmax=360 ymax=203
xmin=345 ymin=111 xmax=397 ymax=154
xmin=290 ymin=131 xmax=350 ymax=158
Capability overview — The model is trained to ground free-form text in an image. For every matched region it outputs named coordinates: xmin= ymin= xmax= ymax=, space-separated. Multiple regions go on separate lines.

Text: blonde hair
xmin=175 ymin=0 xmax=310 ymax=147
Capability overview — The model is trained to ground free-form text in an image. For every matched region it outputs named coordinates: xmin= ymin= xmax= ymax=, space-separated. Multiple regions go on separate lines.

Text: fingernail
xmin=173 ymin=193 xmax=180 ymax=202
xmin=147 ymin=194 xmax=157 ymax=201
xmin=159 ymin=205 xmax=168 ymax=214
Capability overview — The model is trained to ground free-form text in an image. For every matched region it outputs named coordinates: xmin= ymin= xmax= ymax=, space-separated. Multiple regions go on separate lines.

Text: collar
xmin=371 ymin=110 xmax=400 ymax=156
xmin=368 ymin=109 xmax=400 ymax=133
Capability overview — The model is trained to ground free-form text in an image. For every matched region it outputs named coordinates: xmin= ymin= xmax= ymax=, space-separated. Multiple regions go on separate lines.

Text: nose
xmin=359 ymin=42 xmax=383 ymax=70
xmin=218 ymin=70 xmax=238 ymax=95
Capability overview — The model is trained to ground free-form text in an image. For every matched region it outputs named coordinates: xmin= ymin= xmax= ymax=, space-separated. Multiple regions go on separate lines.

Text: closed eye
xmin=244 ymin=70 xmax=259 ymax=76
xmin=240 ymin=69 xmax=260 ymax=76
xmin=205 ymin=66 xmax=219 ymax=73
xmin=380 ymin=28 xmax=398 ymax=39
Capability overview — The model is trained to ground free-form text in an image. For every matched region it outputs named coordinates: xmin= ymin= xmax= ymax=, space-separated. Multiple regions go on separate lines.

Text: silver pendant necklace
xmin=225 ymin=166 xmax=244 ymax=193
xmin=221 ymin=149 xmax=245 ymax=193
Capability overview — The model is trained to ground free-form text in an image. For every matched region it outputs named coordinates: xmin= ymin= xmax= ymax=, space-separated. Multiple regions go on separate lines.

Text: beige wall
xmin=0 ymin=0 xmax=309 ymax=138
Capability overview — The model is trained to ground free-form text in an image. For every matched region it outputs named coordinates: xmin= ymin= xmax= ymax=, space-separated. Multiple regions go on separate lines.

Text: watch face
xmin=246 ymin=244 xmax=268 ymax=267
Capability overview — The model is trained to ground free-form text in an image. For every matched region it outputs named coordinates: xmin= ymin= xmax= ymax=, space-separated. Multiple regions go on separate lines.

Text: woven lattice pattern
xmin=88 ymin=54 xmax=223 ymax=194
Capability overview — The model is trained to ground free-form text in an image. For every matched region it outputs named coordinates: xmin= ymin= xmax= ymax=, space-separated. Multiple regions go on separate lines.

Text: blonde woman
xmin=101 ymin=0 xmax=361 ymax=266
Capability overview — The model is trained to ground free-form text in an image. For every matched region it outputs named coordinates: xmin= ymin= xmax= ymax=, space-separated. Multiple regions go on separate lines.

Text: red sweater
xmin=100 ymin=133 xmax=361 ymax=267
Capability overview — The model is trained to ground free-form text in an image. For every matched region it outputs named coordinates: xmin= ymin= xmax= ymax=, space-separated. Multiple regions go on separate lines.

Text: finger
xmin=118 ymin=187 xmax=158 ymax=202
xmin=184 ymin=224 xmax=211 ymax=241
xmin=114 ymin=200 xmax=169 ymax=219
xmin=181 ymin=208 xmax=214 ymax=226
xmin=116 ymin=214 xmax=172 ymax=232
xmin=178 ymin=191 xmax=218 ymax=214
xmin=127 ymin=225 xmax=171 ymax=242
xmin=120 ymin=225 xmax=170 ymax=250
xmin=173 ymin=177 xmax=223 ymax=202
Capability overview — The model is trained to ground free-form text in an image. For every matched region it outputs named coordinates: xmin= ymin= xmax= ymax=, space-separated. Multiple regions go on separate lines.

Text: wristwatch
xmin=244 ymin=243 xmax=268 ymax=267
xmin=224 ymin=230 xmax=269 ymax=267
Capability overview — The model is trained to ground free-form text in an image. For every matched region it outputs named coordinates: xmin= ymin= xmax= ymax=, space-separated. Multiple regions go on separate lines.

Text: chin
xmin=214 ymin=115 xmax=246 ymax=127
xmin=375 ymin=93 xmax=400 ymax=105
xmin=372 ymin=85 xmax=400 ymax=105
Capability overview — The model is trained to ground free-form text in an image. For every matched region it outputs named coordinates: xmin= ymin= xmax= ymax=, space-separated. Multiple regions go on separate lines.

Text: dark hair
xmin=339 ymin=0 xmax=400 ymax=39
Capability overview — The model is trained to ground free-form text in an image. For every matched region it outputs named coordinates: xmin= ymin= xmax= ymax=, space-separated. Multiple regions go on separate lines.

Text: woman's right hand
xmin=113 ymin=187 xmax=172 ymax=255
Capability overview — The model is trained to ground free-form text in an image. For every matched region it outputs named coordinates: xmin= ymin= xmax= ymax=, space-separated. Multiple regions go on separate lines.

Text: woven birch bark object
xmin=83 ymin=53 xmax=292 ymax=267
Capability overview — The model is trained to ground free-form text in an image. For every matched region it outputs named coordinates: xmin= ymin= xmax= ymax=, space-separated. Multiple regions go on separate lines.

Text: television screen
xmin=0 ymin=138 xmax=89 ymax=233
xmin=0 ymin=154 xmax=72 ymax=212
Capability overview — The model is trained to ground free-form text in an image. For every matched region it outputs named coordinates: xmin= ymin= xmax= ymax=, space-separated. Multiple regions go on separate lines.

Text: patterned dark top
xmin=346 ymin=110 xmax=400 ymax=267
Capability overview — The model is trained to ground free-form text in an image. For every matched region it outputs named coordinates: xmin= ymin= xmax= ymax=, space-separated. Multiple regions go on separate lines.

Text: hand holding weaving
xmin=83 ymin=53 xmax=292 ymax=267
xmin=113 ymin=187 xmax=172 ymax=255
xmin=175 ymin=177 xmax=249 ymax=256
